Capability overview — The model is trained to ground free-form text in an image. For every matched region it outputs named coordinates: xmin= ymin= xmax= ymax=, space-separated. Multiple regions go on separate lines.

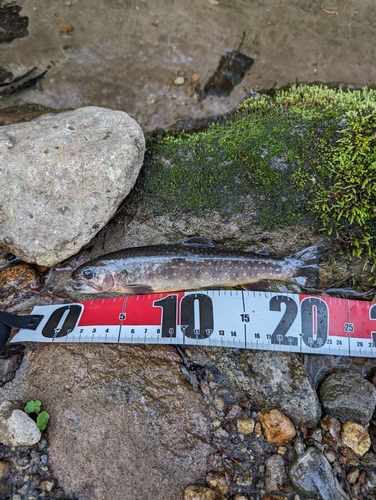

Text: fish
xmin=71 ymin=236 xmax=323 ymax=295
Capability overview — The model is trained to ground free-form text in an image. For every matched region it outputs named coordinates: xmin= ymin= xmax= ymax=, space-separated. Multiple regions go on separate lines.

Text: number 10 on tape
xmin=11 ymin=290 xmax=376 ymax=357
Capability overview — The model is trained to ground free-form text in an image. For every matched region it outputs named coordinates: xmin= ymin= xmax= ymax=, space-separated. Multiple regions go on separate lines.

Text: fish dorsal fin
xmin=181 ymin=236 xmax=216 ymax=248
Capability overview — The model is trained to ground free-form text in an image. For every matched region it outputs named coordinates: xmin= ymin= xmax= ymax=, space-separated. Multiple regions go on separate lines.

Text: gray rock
xmin=190 ymin=348 xmax=321 ymax=428
xmin=265 ymin=454 xmax=285 ymax=491
xmin=0 ymin=401 xmax=41 ymax=446
xmin=0 ymin=106 xmax=145 ymax=266
xmin=319 ymin=371 xmax=376 ymax=425
xmin=289 ymin=447 xmax=349 ymax=500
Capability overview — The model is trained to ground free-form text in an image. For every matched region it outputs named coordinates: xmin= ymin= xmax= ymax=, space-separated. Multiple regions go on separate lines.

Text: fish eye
xmin=82 ymin=268 xmax=94 ymax=279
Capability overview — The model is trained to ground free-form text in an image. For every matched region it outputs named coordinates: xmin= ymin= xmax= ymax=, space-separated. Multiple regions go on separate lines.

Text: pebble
xmin=265 ymin=454 xmax=285 ymax=491
xmin=191 ymin=73 xmax=200 ymax=82
xmin=341 ymin=421 xmax=371 ymax=456
xmin=319 ymin=372 xmax=376 ymax=425
xmin=226 ymin=404 xmax=242 ymax=420
xmin=321 ymin=414 xmax=341 ymax=440
xmin=173 ymin=76 xmax=185 ymax=85
xmin=235 ymin=470 xmax=253 ymax=486
xmin=258 ymin=409 xmax=296 ymax=445
xmin=206 ymin=471 xmax=229 ymax=496
xmin=289 ymin=447 xmax=349 ymax=500
xmin=346 ymin=466 xmax=360 ymax=484
xmin=184 ymin=484 xmax=226 ymax=500
xmin=0 ymin=401 xmax=41 ymax=446
xmin=237 ymin=418 xmax=255 ymax=435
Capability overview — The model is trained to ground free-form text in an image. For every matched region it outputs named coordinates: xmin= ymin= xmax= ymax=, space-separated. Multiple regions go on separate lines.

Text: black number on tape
xmin=269 ymin=296 xmax=298 ymax=346
xmin=301 ymin=297 xmax=328 ymax=348
xmin=181 ymin=294 xmax=214 ymax=339
xmin=42 ymin=305 xmax=82 ymax=338
xmin=153 ymin=295 xmax=177 ymax=338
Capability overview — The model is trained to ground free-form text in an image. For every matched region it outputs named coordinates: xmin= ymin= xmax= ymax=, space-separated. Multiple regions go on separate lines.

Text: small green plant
xmin=24 ymin=400 xmax=50 ymax=431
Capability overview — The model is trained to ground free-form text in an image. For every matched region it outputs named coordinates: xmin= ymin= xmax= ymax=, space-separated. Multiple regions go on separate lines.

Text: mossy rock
xmin=140 ymin=85 xmax=376 ymax=271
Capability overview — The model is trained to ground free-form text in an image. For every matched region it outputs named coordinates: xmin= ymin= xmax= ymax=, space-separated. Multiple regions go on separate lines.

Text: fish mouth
xmin=72 ymin=281 xmax=102 ymax=293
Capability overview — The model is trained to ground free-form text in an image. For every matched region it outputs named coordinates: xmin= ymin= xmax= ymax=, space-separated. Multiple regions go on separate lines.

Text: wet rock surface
xmin=0 ymin=344 xmax=210 ymax=500
xmin=319 ymin=372 xmax=376 ymax=425
xmin=190 ymin=348 xmax=321 ymax=428
xmin=0 ymin=106 xmax=145 ymax=266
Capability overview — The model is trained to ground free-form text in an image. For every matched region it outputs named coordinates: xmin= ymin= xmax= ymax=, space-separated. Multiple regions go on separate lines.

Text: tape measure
xmin=9 ymin=290 xmax=376 ymax=357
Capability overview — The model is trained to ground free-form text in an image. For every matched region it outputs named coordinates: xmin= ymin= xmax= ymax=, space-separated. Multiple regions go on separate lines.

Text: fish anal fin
xmin=181 ymin=236 xmax=216 ymax=248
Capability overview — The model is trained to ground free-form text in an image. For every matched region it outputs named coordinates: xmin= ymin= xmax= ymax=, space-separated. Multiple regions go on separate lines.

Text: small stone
xmin=173 ymin=77 xmax=185 ymax=86
xmin=258 ymin=409 xmax=296 ymax=446
xmin=289 ymin=447 xmax=349 ymax=500
xmin=255 ymin=422 xmax=262 ymax=437
xmin=0 ymin=401 xmax=41 ymax=446
xmin=226 ymin=404 xmax=242 ymax=420
xmin=0 ymin=460 xmax=9 ymax=479
xmin=294 ymin=436 xmax=305 ymax=456
xmin=213 ymin=397 xmax=225 ymax=412
xmin=213 ymin=427 xmax=229 ymax=440
xmin=321 ymin=415 xmax=341 ymax=440
xmin=206 ymin=471 xmax=229 ymax=496
xmin=166 ymin=77 xmax=174 ymax=85
xmin=324 ymin=449 xmax=336 ymax=463
xmin=237 ymin=418 xmax=255 ymax=435
xmin=236 ymin=470 xmax=253 ymax=486
xmin=278 ymin=446 xmax=287 ymax=454
xmin=346 ymin=467 xmax=360 ymax=484
xmin=265 ymin=454 xmax=285 ymax=491
xmin=341 ymin=421 xmax=371 ymax=457
xmin=191 ymin=73 xmax=200 ymax=82
xmin=234 ymin=495 xmax=249 ymax=500
xmin=184 ymin=484 xmax=226 ymax=500
xmin=319 ymin=372 xmax=376 ymax=425
xmin=367 ymin=470 xmax=376 ymax=490
xmin=41 ymin=479 xmax=55 ymax=492
xmin=59 ymin=24 xmax=74 ymax=34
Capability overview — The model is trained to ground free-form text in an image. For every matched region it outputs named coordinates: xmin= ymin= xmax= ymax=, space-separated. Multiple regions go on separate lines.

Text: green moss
xmin=142 ymin=85 xmax=376 ymax=267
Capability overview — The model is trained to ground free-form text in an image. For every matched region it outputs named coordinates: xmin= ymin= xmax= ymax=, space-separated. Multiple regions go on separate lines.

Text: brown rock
xmin=258 ymin=409 xmax=296 ymax=445
xmin=206 ymin=471 xmax=229 ymax=495
xmin=191 ymin=73 xmax=200 ymax=82
xmin=321 ymin=414 xmax=341 ymax=440
xmin=341 ymin=421 xmax=371 ymax=457
xmin=1 ymin=344 xmax=210 ymax=500
xmin=0 ymin=263 xmax=42 ymax=310
xmin=184 ymin=484 xmax=226 ymax=500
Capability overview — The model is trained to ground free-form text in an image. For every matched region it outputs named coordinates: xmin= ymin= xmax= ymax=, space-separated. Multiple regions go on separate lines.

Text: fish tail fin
xmin=287 ymin=245 xmax=324 ymax=289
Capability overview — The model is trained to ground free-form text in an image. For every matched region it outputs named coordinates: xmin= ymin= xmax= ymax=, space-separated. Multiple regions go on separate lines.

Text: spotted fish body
xmin=71 ymin=237 xmax=323 ymax=294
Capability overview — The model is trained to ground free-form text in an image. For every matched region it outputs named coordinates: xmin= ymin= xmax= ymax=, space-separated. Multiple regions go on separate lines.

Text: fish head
xmin=71 ymin=261 xmax=120 ymax=293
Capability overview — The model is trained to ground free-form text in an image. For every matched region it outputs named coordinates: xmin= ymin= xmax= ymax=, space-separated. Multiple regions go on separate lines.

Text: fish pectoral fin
xmin=181 ymin=236 xmax=216 ymax=248
xmin=122 ymin=284 xmax=154 ymax=295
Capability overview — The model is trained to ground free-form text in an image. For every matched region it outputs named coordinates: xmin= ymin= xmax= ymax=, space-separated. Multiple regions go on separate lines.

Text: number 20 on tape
xmin=11 ymin=290 xmax=376 ymax=357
